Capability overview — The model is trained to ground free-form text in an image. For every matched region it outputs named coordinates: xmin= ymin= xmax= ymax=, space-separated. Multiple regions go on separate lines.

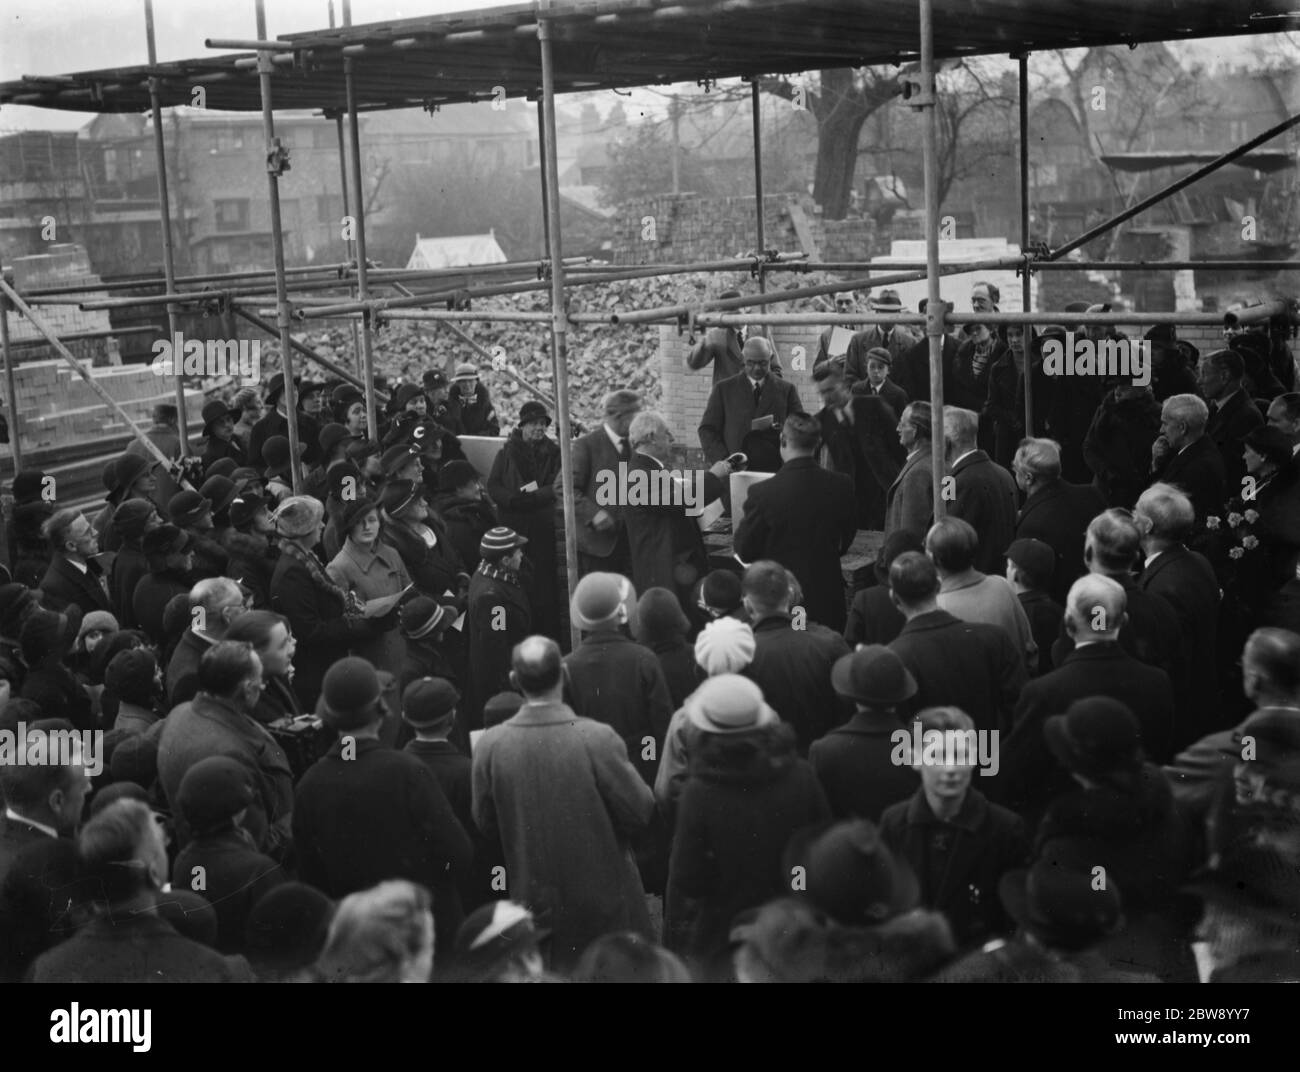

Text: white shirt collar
xmin=951 ymin=449 xmax=977 ymax=468
xmin=65 ymin=557 xmax=88 ymax=575
xmin=1144 ymin=550 xmax=1163 ymax=569
xmin=4 ymin=807 xmax=58 ymax=840
xmin=1292 ymin=443 xmax=1299 ymax=457
xmin=603 ymin=423 xmax=624 ymax=451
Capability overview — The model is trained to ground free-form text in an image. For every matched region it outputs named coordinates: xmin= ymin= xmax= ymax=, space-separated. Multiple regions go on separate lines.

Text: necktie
xmin=617 ymin=437 xmax=629 ymax=461
xmin=753 ymin=380 xmax=763 ymax=407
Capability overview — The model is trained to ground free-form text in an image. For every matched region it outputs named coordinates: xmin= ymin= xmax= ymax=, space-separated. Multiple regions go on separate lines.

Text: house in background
xmin=407 ymin=232 xmax=508 ymax=269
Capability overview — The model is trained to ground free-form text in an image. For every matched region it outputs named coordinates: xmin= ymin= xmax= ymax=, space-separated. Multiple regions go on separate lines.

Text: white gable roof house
xmin=406 ymin=231 xmax=508 ymax=269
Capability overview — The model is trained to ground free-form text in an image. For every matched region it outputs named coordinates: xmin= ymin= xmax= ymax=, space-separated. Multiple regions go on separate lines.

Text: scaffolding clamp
xmin=898 ymin=75 xmax=934 ymax=110
xmin=697 ymin=77 xmax=717 ymax=93
xmin=422 ymin=100 xmax=442 ymax=115
xmin=1018 ymin=242 xmax=1051 ymax=278
xmin=266 ymin=137 xmax=292 ymax=177
xmin=679 ymin=308 xmax=698 ymax=344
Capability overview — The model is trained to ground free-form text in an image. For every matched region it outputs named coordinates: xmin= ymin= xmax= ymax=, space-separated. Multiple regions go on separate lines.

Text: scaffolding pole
xmin=751 ymin=78 xmax=767 ymax=338
xmin=231 ymin=305 xmax=387 ymax=402
xmin=332 ymin=0 xmax=363 ymax=378
xmin=255 ymin=0 xmax=305 ymax=494
xmin=539 ymin=9 xmax=582 ymax=652
xmin=537 ymin=99 xmax=552 ymax=258
xmin=919 ymin=0 xmax=946 ymax=522
xmin=345 ymin=58 xmax=380 ymax=440
xmin=0 ymin=293 xmax=21 ymax=472
xmin=1018 ymin=52 xmax=1033 ymax=435
xmin=145 ymin=0 xmax=190 ymax=457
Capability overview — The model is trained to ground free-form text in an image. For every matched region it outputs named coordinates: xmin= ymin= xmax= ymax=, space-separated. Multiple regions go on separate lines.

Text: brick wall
xmin=611 ymin=194 xmax=802 ymax=265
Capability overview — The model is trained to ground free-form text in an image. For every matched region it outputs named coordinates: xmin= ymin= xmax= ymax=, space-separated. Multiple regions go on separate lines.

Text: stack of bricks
xmin=10 ymin=359 xmax=203 ymax=451
xmin=7 ymin=244 xmax=113 ymax=346
xmin=611 ymin=195 xmax=800 ymax=266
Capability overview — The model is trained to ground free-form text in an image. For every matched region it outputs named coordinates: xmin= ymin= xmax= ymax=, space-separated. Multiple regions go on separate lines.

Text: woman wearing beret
xmin=327 ymin=498 xmax=412 ymax=681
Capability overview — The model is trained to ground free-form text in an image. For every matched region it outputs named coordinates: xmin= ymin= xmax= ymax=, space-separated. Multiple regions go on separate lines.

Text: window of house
xmin=214 ymin=199 xmax=250 ymax=232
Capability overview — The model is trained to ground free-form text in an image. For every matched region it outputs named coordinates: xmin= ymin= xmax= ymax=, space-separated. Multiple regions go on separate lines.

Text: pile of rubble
xmin=259 ymin=269 xmax=850 ymax=429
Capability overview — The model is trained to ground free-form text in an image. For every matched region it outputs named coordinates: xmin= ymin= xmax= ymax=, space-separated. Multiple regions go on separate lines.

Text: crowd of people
xmin=1 ymin=286 xmax=1299 ymax=984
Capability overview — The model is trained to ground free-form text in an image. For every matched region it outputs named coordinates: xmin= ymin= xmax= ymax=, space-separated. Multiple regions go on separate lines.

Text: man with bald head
xmin=699 ymin=336 xmax=806 ymax=473
xmin=472 ymin=635 xmax=655 ymax=971
xmin=995 ymin=574 xmax=1176 ymax=825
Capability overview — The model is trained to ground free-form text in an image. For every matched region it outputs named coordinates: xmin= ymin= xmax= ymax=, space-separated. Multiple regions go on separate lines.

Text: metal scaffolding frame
xmin=2 ymin=0 xmax=1297 ymax=647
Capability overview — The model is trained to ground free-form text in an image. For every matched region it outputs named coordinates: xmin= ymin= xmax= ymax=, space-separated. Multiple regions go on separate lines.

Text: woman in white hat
xmin=665 ymin=673 xmax=830 ymax=977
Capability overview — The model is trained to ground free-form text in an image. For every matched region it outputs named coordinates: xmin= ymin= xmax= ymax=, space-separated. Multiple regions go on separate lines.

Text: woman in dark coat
xmin=222 ymin=494 xmax=279 ymax=609
xmin=666 ymin=676 xmax=830 ymax=973
xmin=379 ymin=481 xmax=469 ymax=603
xmin=634 ymin=587 xmax=702 ymax=710
xmin=269 ymin=496 xmax=395 ymax=709
xmin=19 ymin=608 xmax=95 ymax=732
xmin=1202 ymin=426 xmax=1300 ymax=626
xmin=1035 ymin=696 xmax=1197 ymax=982
xmin=487 ymin=401 xmax=562 ymax=638
xmin=1082 ymin=382 xmax=1162 ymax=508
xmin=8 ymin=470 xmax=52 ymax=589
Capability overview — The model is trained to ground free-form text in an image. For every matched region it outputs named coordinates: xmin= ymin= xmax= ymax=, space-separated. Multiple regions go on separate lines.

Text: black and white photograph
xmin=0 ymin=0 xmax=1299 ymax=1033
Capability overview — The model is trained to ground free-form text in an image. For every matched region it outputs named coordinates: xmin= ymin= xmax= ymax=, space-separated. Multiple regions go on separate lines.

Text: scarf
xmin=476 ymin=558 xmax=521 ymax=588
xmin=280 ymin=539 xmax=354 ymax=615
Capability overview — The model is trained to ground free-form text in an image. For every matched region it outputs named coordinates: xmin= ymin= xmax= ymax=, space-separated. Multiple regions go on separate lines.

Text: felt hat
xmin=787 ymin=819 xmax=921 ymax=926
xmin=339 ymin=496 xmax=380 ymax=536
xmin=315 ymin=656 xmax=384 ymax=731
xmin=684 ymin=674 xmax=777 ymax=735
xmin=830 ymin=646 xmax=917 ymax=706
xmin=199 ymin=475 xmax=239 ymax=517
xmin=400 ymin=596 xmax=458 ymax=640
xmin=110 ymin=499 xmax=157 ymax=541
xmin=379 ymin=479 xmax=423 ymax=518
xmin=437 ymin=460 xmax=480 ymax=493
xmin=201 ymin=400 xmax=237 ymax=435
xmin=1044 ymin=697 xmax=1144 ymax=782
xmin=517 ymin=400 xmax=550 ymax=426
xmin=570 ymin=572 xmax=633 ymax=631
xmin=167 ymin=491 xmax=212 ymax=528
xmin=262 ymin=436 xmax=306 ymax=479
xmin=177 ymin=755 xmax=256 ymax=835
xmin=229 ymin=493 xmax=269 ymax=530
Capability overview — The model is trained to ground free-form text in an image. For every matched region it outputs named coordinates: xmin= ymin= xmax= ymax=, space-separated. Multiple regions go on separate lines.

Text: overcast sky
xmin=0 ymin=0 xmax=507 ymax=130
xmin=0 ymin=0 xmax=1270 ymax=133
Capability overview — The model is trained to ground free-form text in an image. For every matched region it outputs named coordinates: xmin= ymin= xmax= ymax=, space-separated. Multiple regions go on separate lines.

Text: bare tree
xmin=759 ymin=68 xmax=901 ymax=219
